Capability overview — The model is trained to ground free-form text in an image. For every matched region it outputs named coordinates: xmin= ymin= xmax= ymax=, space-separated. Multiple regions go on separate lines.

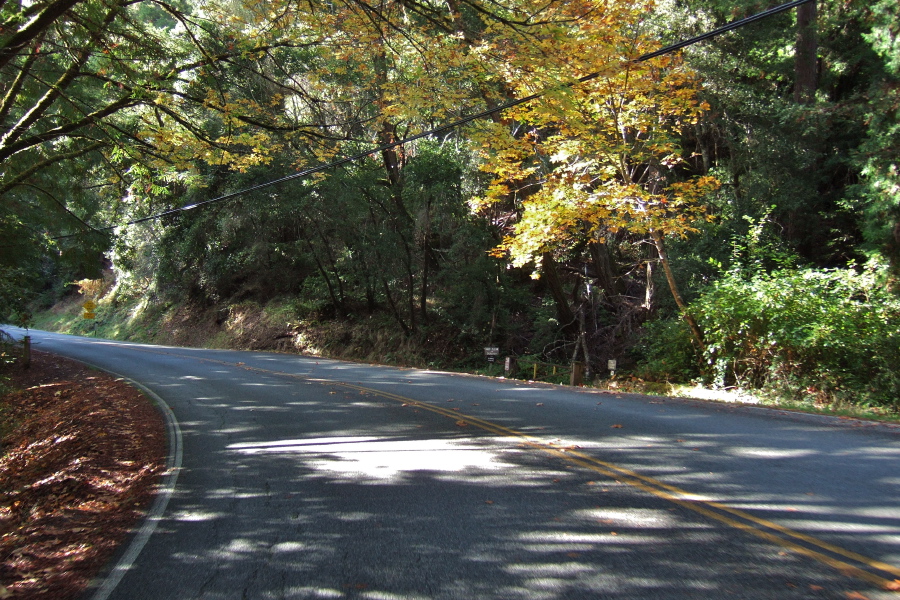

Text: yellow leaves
xmin=483 ymin=160 xmax=719 ymax=268
xmin=205 ymin=133 xmax=281 ymax=172
xmin=467 ymin=1 xmax=719 ymax=271
xmin=667 ymin=176 xmax=722 ymax=207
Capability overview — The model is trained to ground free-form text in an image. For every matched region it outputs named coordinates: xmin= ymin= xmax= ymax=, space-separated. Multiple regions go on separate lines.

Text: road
xmin=8 ymin=328 xmax=900 ymax=599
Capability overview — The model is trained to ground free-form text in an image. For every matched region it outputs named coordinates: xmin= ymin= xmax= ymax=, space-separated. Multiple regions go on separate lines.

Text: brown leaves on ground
xmin=0 ymin=351 xmax=167 ymax=600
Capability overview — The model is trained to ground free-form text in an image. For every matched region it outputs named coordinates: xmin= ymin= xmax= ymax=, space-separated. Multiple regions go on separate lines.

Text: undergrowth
xmin=27 ymin=280 xmax=900 ymax=423
xmin=637 ymin=262 xmax=900 ymax=416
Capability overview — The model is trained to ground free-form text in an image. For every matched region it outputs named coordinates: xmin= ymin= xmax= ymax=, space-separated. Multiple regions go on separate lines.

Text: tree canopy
xmin=2 ymin=0 xmax=898 ymax=410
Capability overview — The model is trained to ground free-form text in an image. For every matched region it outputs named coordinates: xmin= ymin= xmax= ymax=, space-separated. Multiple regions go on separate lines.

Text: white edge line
xmin=82 ymin=370 xmax=183 ymax=600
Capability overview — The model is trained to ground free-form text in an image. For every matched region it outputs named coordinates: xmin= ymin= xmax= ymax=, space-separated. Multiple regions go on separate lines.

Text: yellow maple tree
xmin=467 ymin=0 xmax=719 ymax=346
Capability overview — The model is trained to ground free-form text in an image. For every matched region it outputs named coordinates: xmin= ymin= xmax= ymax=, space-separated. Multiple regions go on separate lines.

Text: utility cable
xmin=49 ymin=0 xmax=813 ymax=240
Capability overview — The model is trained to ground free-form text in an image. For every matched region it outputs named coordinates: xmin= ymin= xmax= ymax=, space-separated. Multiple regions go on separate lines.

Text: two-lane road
xmin=8 ymin=328 xmax=900 ymax=599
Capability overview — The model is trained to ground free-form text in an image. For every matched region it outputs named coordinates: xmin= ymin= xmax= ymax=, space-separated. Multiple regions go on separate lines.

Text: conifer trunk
xmin=794 ymin=1 xmax=818 ymax=105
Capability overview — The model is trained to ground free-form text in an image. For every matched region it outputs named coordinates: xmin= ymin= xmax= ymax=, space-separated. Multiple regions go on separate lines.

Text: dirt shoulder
xmin=0 ymin=351 xmax=167 ymax=600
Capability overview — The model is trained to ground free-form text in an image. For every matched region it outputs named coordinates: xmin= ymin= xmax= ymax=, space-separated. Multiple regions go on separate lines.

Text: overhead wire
xmin=46 ymin=0 xmax=813 ymax=240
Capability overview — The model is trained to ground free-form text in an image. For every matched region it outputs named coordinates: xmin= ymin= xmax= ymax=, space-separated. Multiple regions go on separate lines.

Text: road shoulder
xmin=0 ymin=351 xmax=167 ymax=600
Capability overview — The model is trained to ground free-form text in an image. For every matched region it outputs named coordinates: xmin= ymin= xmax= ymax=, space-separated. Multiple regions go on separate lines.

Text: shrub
xmin=633 ymin=316 xmax=699 ymax=383
xmin=692 ymin=263 xmax=900 ymax=409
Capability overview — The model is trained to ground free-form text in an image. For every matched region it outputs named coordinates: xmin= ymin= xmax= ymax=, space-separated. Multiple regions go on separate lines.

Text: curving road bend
xmin=7 ymin=328 xmax=900 ymax=600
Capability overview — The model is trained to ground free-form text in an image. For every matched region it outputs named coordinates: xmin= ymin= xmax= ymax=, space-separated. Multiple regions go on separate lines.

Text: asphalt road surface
xmin=8 ymin=328 xmax=900 ymax=600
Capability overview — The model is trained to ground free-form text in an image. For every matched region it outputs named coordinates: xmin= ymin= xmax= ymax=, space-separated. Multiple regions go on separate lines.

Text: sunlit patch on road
xmin=227 ymin=435 xmax=518 ymax=480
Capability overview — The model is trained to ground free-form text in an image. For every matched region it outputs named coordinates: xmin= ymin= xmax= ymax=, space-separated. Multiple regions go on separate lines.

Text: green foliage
xmin=633 ymin=317 xmax=698 ymax=383
xmin=693 ymin=262 xmax=900 ymax=409
xmin=0 ymin=328 xmax=18 ymax=370
xmin=0 ymin=214 xmax=60 ymax=322
xmin=865 ymin=0 xmax=900 ymax=75
xmin=0 ymin=213 xmax=38 ymax=321
xmin=137 ymin=138 xmax=515 ymax=346
xmin=0 ymin=266 xmax=28 ymax=324
xmin=660 ymin=0 xmax=884 ymax=270
xmin=9 ymin=0 xmax=900 ymax=414
xmin=726 ymin=211 xmax=798 ymax=274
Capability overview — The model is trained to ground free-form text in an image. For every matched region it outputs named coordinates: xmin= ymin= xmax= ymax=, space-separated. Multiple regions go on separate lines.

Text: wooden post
xmin=22 ymin=335 xmax=31 ymax=369
xmin=570 ymin=361 xmax=584 ymax=386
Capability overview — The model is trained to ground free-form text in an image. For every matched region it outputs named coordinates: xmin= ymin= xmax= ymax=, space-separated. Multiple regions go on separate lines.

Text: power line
xmin=53 ymin=0 xmax=813 ymax=240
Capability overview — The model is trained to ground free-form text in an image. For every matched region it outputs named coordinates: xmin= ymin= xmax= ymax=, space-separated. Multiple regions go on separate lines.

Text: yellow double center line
xmin=109 ymin=344 xmax=899 ymax=592
xmin=330 ymin=380 xmax=900 ymax=592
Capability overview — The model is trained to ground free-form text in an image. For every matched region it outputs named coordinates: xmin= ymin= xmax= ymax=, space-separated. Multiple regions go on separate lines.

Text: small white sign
xmin=607 ymin=359 xmax=617 ymax=370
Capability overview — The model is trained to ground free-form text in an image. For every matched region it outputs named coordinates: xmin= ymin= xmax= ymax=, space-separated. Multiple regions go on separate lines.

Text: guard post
xmin=570 ymin=361 xmax=584 ymax=386
xmin=504 ymin=356 xmax=516 ymax=377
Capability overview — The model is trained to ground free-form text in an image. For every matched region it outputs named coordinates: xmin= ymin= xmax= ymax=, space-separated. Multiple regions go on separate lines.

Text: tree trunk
xmin=379 ymin=123 xmax=405 ymax=189
xmin=650 ymin=230 xmax=705 ymax=351
xmin=382 ymin=278 xmax=411 ymax=337
xmin=420 ymin=196 xmax=432 ymax=325
xmin=578 ymin=302 xmax=591 ymax=379
xmin=794 ymin=0 xmax=818 ymax=105
xmin=372 ymin=37 xmax=412 ymax=221
xmin=303 ymin=238 xmax=342 ymax=313
xmin=588 ymin=240 xmax=625 ymax=301
xmin=541 ymin=253 xmax=578 ymax=334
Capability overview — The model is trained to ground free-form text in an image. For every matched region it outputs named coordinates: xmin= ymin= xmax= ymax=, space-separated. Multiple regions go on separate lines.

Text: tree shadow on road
xmin=108 ymin=372 xmax=900 ymax=600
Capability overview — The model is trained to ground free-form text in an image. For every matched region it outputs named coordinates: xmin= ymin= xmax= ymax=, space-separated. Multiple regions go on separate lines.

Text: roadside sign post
xmin=82 ymin=299 xmax=97 ymax=336
xmin=484 ymin=347 xmax=500 ymax=375
xmin=82 ymin=299 xmax=97 ymax=320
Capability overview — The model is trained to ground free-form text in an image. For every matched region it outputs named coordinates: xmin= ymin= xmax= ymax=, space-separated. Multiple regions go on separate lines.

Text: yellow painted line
xmin=548 ymin=448 xmax=896 ymax=589
xmin=108 ymin=348 xmax=900 ymax=592
xmin=556 ymin=446 xmax=900 ymax=582
xmin=706 ymin=499 xmax=900 ymax=580
xmin=331 ymin=381 xmax=900 ymax=591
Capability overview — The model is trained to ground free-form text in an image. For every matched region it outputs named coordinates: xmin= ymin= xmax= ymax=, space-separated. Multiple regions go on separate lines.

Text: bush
xmin=692 ymin=263 xmax=900 ymax=409
xmin=633 ymin=316 xmax=699 ymax=383
xmin=0 ymin=328 xmax=17 ymax=367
